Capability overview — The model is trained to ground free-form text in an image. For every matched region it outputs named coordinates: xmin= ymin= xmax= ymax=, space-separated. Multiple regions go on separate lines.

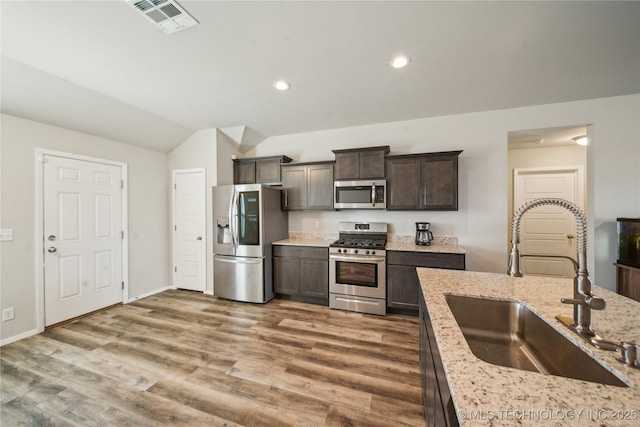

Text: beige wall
xmin=1 ymin=114 xmax=170 ymax=343
xmin=167 ymin=129 xmax=239 ymax=294
xmin=245 ymin=95 xmax=640 ymax=289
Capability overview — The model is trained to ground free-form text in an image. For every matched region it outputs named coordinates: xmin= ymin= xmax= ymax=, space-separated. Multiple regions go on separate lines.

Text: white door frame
xmin=35 ymin=149 xmax=129 ymax=332
xmin=172 ymin=168 xmax=206 ymax=291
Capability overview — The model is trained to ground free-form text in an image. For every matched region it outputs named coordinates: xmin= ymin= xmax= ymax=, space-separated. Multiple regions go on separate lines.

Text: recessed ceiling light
xmin=390 ymin=55 xmax=410 ymax=69
xmin=273 ymin=80 xmax=291 ymax=91
xmin=573 ymin=135 xmax=588 ymax=146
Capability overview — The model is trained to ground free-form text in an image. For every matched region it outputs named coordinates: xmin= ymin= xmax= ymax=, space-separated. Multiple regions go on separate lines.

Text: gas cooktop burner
xmin=330 ymin=239 xmax=386 ymax=249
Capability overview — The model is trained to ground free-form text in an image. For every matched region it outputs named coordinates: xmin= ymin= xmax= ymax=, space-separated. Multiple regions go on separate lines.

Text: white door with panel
xmin=173 ymin=170 xmax=206 ymax=291
xmin=513 ymin=167 xmax=583 ymax=278
xmin=44 ymin=155 xmax=123 ymax=326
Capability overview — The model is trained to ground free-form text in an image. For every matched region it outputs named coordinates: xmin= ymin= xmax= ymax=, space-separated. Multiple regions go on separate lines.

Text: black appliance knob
xmin=365 ymin=250 xmax=370 ymax=255
xmin=371 ymin=250 xmax=376 ymax=255
xmin=354 ymin=249 xmax=358 ymax=254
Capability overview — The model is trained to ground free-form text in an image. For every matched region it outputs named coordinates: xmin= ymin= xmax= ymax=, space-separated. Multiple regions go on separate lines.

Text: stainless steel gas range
xmin=329 ymin=222 xmax=387 ymax=315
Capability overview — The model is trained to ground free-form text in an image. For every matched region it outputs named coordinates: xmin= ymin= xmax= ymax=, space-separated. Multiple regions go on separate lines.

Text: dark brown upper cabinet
xmin=281 ymin=161 xmax=334 ymax=211
xmin=233 ymin=155 xmax=292 ymax=184
xmin=386 ymin=150 xmax=462 ymax=211
xmin=332 ymin=146 xmax=390 ymax=180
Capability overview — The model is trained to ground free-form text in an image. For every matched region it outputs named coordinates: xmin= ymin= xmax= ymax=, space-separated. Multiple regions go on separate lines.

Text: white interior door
xmin=44 ymin=155 xmax=123 ymax=326
xmin=513 ymin=167 xmax=584 ymax=278
xmin=173 ymin=169 xmax=206 ymax=291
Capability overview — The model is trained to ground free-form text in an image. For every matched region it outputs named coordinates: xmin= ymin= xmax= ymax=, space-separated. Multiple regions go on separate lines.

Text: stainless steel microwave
xmin=334 ymin=180 xmax=386 ymax=209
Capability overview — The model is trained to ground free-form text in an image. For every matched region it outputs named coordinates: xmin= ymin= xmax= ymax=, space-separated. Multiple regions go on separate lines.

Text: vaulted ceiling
xmin=2 ymin=1 xmax=639 ymax=152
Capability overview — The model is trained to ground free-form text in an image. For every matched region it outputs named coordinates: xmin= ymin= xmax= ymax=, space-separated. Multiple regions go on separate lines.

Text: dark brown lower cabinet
xmin=420 ymin=293 xmax=459 ymax=427
xmin=387 ymin=251 xmax=465 ymax=314
xmin=615 ymin=263 xmax=640 ymax=302
xmin=273 ymin=245 xmax=328 ymax=304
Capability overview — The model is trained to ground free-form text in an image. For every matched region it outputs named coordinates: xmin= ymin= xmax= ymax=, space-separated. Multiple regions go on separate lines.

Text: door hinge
xmin=174 ymin=225 xmax=177 ymax=231
xmin=122 ymin=281 xmax=124 ymax=289
xmin=121 ymin=230 xmax=124 ymax=239
xmin=121 ymin=180 xmax=124 ymax=189
xmin=174 ymin=266 xmax=177 ymax=273
xmin=174 ymin=183 xmax=177 ymax=190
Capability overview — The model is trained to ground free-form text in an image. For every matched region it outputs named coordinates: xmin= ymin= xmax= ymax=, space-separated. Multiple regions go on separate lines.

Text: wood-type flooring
xmin=1 ymin=290 xmax=424 ymax=426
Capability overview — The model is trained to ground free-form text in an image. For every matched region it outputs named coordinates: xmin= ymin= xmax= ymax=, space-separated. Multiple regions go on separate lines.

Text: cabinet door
xmin=273 ymin=257 xmax=301 ymax=295
xmin=256 ymin=159 xmax=282 ymax=184
xmin=300 ymin=259 xmax=328 ymax=298
xmin=386 ymin=157 xmax=421 ymax=210
xmin=421 ymin=156 xmax=458 ymax=210
xmin=282 ymin=166 xmax=308 ymax=210
xmin=307 ymin=163 xmax=334 ymax=210
xmin=234 ymin=161 xmax=256 ymax=184
xmin=387 ymin=265 xmax=420 ymax=310
xmin=359 ymin=150 xmax=386 ymax=179
xmin=334 ymin=152 xmax=360 ymax=180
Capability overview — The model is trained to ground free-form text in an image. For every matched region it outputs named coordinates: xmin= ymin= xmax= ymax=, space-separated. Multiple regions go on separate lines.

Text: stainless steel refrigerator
xmin=213 ymin=184 xmax=288 ymax=303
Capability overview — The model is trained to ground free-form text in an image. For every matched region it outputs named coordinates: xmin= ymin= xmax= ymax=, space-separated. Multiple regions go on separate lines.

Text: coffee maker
xmin=415 ymin=222 xmax=433 ymax=246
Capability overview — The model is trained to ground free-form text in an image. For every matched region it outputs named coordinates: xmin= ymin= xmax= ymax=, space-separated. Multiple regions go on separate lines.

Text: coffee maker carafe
xmin=415 ymin=222 xmax=433 ymax=246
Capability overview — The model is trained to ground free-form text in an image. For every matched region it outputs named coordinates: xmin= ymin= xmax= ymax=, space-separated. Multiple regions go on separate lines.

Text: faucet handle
xmin=561 ymin=295 xmax=606 ymax=310
xmin=584 ymin=295 xmax=606 ymax=310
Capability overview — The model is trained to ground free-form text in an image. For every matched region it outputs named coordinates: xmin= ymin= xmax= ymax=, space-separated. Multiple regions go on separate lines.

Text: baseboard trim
xmin=1 ymin=328 xmax=40 ymax=347
xmin=204 ymin=289 xmax=214 ymax=296
xmin=126 ymin=286 xmax=172 ymax=303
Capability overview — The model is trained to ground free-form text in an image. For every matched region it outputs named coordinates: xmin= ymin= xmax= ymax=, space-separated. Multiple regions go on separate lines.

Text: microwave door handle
xmin=371 ymin=183 xmax=376 ymax=207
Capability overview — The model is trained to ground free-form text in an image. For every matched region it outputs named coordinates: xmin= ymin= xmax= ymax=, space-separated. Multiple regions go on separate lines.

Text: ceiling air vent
xmin=125 ymin=0 xmax=198 ymax=34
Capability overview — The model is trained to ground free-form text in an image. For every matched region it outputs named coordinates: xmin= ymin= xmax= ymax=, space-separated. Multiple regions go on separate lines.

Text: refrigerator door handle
xmin=231 ymin=192 xmax=239 ymax=248
xmin=228 ymin=191 xmax=236 ymax=248
xmin=215 ymin=255 xmax=262 ymax=265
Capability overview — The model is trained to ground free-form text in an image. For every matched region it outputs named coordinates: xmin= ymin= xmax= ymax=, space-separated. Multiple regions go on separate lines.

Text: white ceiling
xmin=2 ymin=1 xmax=639 ymax=153
xmin=508 ymin=125 xmax=588 ymax=150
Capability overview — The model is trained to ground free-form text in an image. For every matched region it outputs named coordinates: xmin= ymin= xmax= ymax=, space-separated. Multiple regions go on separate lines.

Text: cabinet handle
xmin=284 ymin=189 xmax=288 ymax=208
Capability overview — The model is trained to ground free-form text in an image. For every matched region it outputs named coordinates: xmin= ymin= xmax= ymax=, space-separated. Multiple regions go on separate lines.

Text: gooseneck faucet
xmin=508 ymin=198 xmax=605 ymax=337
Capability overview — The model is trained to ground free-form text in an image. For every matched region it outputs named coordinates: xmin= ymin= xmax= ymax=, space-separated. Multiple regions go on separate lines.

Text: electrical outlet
xmin=0 ymin=229 xmax=13 ymax=242
xmin=2 ymin=307 xmax=15 ymax=322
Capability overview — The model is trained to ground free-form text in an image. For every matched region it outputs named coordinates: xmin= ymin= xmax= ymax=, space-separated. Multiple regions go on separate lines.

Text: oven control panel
xmin=330 ymin=247 xmax=386 ymax=256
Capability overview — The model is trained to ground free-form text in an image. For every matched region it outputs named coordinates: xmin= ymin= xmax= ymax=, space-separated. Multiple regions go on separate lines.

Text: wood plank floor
xmin=1 ymin=290 xmax=425 ymax=426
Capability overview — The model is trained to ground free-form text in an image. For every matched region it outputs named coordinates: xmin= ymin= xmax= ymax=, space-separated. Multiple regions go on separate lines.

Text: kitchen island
xmin=418 ymin=268 xmax=640 ymax=426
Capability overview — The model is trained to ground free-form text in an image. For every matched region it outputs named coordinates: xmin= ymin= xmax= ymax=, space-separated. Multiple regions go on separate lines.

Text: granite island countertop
xmin=417 ymin=268 xmax=640 ymax=426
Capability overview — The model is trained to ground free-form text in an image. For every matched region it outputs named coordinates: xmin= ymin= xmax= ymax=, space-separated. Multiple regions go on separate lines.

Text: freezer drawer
xmin=214 ymin=255 xmax=273 ymax=303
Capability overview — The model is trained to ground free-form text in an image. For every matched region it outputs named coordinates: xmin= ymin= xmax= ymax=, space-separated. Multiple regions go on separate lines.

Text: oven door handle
xmin=329 ymin=254 xmax=386 ymax=263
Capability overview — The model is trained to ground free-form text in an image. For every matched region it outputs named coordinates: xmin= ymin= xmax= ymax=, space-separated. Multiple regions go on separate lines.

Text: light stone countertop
xmin=417 ymin=268 xmax=640 ymax=426
xmin=271 ymin=237 xmax=335 ymax=248
xmin=385 ymin=241 xmax=468 ymax=254
xmin=272 ymin=233 xmax=467 ymax=254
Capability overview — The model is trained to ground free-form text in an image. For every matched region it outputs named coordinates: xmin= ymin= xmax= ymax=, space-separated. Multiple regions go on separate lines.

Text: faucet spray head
xmin=508 ymin=245 xmax=523 ymax=277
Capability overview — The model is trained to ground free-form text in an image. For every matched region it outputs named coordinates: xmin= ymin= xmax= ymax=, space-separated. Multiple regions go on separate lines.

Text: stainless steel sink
xmin=445 ymin=294 xmax=628 ymax=387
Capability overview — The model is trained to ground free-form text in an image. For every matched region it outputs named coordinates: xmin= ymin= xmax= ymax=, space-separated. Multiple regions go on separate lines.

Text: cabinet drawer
xmin=273 ymin=245 xmax=328 ymax=259
xmin=387 ymin=251 xmax=465 ymax=270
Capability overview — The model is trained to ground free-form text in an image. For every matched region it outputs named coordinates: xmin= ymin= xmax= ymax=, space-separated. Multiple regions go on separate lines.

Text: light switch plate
xmin=0 ymin=229 xmax=14 ymax=241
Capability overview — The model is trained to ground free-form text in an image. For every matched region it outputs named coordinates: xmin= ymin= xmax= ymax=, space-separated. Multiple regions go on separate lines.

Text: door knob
xmin=567 ymin=234 xmax=574 ymax=239
xmin=48 ymin=235 xmax=56 ymax=241
xmin=197 ymin=236 xmax=203 ymax=240
xmin=48 ymin=247 xmax=57 ymax=253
